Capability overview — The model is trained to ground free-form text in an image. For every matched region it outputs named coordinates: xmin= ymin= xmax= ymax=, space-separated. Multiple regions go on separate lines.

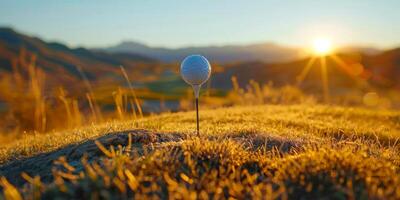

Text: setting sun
xmin=313 ymin=38 xmax=332 ymax=56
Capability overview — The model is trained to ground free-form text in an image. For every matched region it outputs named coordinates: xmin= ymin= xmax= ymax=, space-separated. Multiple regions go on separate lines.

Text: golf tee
xmin=196 ymin=98 xmax=199 ymax=136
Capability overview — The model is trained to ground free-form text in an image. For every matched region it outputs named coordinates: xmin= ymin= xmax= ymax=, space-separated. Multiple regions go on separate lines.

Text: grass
xmin=0 ymin=104 xmax=399 ymax=199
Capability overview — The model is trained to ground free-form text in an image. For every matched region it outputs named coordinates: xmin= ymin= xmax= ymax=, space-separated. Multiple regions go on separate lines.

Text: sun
xmin=312 ymin=38 xmax=332 ymax=56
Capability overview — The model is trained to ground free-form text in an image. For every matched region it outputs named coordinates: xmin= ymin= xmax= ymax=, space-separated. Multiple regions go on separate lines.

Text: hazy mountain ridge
xmin=101 ymin=41 xmax=384 ymax=64
xmin=102 ymin=41 xmax=303 ymax=63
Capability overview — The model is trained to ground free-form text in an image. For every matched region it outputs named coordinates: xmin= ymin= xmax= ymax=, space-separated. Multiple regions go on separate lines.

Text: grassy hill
xmin=0 ymin=104 xmax=399 ymax=199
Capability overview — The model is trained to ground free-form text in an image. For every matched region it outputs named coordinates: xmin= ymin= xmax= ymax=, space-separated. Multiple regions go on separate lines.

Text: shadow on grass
xmin=0 ymin=129 xmax=307 ymax=187
xmin=0 ymin=129 xmax=184 ymax=187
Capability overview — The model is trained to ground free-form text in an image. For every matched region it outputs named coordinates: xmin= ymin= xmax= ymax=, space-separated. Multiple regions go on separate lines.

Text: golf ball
xmin=180 ymin=55 xmax=211 ymax=86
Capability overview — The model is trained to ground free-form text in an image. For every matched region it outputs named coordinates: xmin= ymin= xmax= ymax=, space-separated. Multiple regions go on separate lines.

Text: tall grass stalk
xmin=75 ymin=65 xmax=103 ymax=122
xmin=120 ymin=66 xmax=143 ymax=118
xmin=28 ymin=55 xmax=47 ymax=132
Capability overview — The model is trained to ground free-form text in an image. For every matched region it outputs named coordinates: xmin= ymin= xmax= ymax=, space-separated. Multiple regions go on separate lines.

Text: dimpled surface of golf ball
xmin=180 ymin=55 xmax=211 ymax=85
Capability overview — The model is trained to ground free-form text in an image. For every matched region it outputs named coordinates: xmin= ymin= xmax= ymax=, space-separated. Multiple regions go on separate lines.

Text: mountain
xmin=363 ymin=47 xmax=400 ymax=87
xmin=210 ymin=49 xmax=400 ymax=92
xmin=0 ymin=27 xmax=156 ymax=88
xmin=336 ymin=46 xmax=382 ymax=55
xmin=101 ymin=41 xmax=303 ymax=63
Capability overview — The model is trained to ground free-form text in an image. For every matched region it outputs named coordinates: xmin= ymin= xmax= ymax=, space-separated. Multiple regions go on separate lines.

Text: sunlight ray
xmin=320 ymin=56 xmax=330 ymax=103
xmin=296 ymin=56 xmax=316 ymax=86
xmin=330 ymin=54 xmax=355 ymax=76
xmin=331 ymin=54 xmax=362 ymax=78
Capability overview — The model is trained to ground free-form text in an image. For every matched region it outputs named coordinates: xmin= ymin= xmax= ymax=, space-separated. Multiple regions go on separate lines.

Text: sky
xmin=0 ymin=0 xmax=399 ymax=49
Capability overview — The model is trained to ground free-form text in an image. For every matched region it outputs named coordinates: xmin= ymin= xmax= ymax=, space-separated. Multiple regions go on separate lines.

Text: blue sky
xmin=0 ymin=0 xmax=399 ymax=48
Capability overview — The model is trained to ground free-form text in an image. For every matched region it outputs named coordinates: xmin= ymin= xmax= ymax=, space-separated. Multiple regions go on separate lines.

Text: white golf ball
xmin=180 ymin=55 xmax=211 ymax=86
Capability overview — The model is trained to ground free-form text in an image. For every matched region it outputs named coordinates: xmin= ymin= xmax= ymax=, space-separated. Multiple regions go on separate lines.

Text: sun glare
xmin=313 ymin=38 xmax=332 ymax=56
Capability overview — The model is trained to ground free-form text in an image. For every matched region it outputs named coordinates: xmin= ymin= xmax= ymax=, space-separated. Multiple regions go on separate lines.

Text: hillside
xmin=363 ymin=48 xmax=400 ymax=87
xmin=0 ymin=104 xmax=399 ymax=199
xmin=0 ymin=27 xmax=157 ymax=87
xmin=211 ymin=50 xmax=400 ymax=91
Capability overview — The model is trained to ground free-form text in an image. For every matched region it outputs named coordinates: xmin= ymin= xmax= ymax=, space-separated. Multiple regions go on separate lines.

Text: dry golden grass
xmin=0 ymin=104 xmax=399 ymax=199
xmin=1 ymin=104 xmax=398 ymax=163
xmin=0 ymin=52 xmax=147 ymax=135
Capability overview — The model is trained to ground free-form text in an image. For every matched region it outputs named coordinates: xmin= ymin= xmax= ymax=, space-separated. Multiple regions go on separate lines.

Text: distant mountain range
xmin=100 ymin=41 xmax=382 ymax=63
xmin=101 ymin=41 xmax=303 ymax=63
